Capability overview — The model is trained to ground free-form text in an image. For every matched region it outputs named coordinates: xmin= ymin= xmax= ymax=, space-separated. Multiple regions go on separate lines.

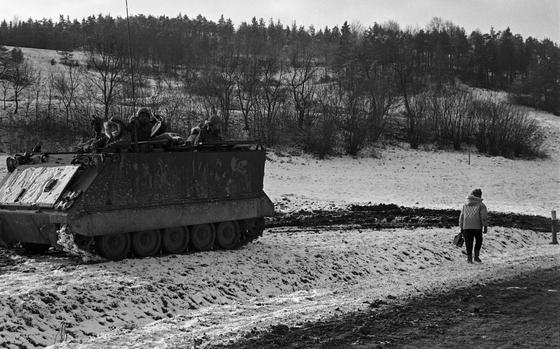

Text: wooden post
xmin=552 ymin=210 xmax=558 ymax=245
xmin=468 ymin=148 xmax=471 ymax=165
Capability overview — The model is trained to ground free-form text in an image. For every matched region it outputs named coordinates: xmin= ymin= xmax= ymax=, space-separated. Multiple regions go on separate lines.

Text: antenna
xmin=125 ymin=0 xmax=135 ymax=111
xmin=125 ymin=0 xmax=138 ymax=150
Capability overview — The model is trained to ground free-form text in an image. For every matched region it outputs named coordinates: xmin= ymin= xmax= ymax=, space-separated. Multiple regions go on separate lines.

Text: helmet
xmin=128 ymin=108 xmax=152 ymax=123
xmin=103 ymin=119 xmax=123 ymax=139
xmin=137 ymin=107 xmax=152 ymax=118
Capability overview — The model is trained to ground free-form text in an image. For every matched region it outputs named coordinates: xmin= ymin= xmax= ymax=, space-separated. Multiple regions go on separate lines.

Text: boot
xmin=474 ymin=250 xmax=482 ymax=263
xmin=467 ymin=254 xmax=473 ymax=264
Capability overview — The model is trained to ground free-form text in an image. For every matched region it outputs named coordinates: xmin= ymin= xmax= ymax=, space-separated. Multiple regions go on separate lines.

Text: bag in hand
xmin=453 ymin=232 xmax=464 ymax=247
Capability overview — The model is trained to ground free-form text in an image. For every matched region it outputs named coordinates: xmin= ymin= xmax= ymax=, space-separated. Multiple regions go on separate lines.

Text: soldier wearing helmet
xmin=129 ymin=107 xmax=166 ymax=142
xmin=200 ymin=107 xmax=222 ymax=143
xmin=100 ymin=117 xmax=132 ymax=151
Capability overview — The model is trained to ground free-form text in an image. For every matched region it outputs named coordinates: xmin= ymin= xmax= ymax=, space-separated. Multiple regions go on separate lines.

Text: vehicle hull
xmin=0 ymin=145 xmax=274 ymax=250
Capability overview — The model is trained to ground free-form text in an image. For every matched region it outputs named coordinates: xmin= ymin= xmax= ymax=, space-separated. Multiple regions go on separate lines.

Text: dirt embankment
xmin=218 ymin=266 xmax=560 ymax=349
xmin=269 ymin=204 xmax=553 ymax=232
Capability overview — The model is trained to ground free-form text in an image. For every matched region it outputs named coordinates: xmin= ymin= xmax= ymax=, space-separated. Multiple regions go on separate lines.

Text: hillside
xmin=0 ymin=43 xmax=555 ymax=161
xmin=263 ymin=103 xmax=559 ymax=217
xmin=3 ymin=46 xmax=89 ymax=76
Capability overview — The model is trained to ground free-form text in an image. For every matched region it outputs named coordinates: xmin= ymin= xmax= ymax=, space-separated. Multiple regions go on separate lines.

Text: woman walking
xmin=459 ymin=188 xmax=489 ymax=263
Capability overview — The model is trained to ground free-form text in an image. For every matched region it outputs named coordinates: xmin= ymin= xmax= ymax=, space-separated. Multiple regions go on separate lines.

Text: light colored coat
xmin=459 ymin=195 xmax=488 ymax=230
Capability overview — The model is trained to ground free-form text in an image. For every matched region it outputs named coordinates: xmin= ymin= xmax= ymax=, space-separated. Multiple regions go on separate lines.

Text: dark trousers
xmin=463 ymin=229 xmax=483 ymax=256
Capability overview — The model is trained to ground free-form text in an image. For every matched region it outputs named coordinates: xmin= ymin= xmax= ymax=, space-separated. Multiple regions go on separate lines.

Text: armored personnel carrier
xmin=0 ymin=141 xmax=274 ymax=260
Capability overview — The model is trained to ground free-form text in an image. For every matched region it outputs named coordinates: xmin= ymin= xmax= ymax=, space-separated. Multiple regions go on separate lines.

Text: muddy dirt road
xmin=220 ymin=266 xmax=560 ymax=349
xmin=0 ymin=207 xmax=557 ymax=349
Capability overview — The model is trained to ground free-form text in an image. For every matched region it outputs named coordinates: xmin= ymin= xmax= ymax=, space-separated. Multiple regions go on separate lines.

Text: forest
xmin=0 ymin=14 xmax=558 ymax=158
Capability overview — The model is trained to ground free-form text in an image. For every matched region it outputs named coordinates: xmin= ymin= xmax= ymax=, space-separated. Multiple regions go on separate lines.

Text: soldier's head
xmin=205 ymin=114 xmax=221 ymax=133
xmin=137 ymin=108 xmax=152 ymax=125
xmin=103 ymin=119 xmax=122 ymax=139
xmin=190 ymin=126 xmax=200 ymax=135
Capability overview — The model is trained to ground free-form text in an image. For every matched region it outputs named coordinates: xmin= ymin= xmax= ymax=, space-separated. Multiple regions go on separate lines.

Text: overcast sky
xmin=1 ymin=0 xmax=558 ymax=42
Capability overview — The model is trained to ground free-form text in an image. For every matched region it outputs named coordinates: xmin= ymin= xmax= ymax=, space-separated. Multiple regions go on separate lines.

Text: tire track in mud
xmin=268 ymin=203 xmax=552 ymax=232
xmin=217 ymin=265 xmax=560 ymax=349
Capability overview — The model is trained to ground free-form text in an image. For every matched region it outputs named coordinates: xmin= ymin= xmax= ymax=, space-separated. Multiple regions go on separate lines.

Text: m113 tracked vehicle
xmin=0 ymin=142 xmax=274 ymax=260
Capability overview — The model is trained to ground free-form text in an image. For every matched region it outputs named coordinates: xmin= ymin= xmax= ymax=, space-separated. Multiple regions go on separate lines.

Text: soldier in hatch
xmin=102 ymin=118 xmax=131 ymax=150
xmin=77 ymin=116 xmax=129 ymax=152
xmin=128 ymin=107 xmax=166 ymax=142
xmin=186 ymin=108 xmax=223 ymax=145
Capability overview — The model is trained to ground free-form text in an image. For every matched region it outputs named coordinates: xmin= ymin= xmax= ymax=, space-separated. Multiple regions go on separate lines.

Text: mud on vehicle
xmin=0 ymin=141 xmax=274 ymax=260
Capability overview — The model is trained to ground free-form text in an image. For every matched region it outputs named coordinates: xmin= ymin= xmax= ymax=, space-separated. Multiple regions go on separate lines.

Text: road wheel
xmin=162 ymin=226 xmax=189 ymax=254
xmin=247 ymin=217 xmax=265 ymax=237
xmin=132 ymin=230 xmax=161 ymax=257
xmin=21 ymin=242 xmax=50 ymax=254
xmin=95 ymin=233 xmax=131 ymax=261
xmin=215 ymin=221 xmax=239 ymax=250
xmin=190 ymin=224 xmax=215 ymax=251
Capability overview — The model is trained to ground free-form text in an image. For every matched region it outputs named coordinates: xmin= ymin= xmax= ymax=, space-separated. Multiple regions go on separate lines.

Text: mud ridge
xmin=269 ymin=204 xmax=552 ymax=232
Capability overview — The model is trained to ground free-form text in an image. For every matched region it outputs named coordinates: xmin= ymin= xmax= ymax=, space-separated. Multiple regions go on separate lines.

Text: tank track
xmin=49 ymin=217 xmax=266 ymax=262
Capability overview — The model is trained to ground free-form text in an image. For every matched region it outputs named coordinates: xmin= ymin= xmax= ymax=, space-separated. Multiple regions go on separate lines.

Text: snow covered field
xmin=0 ymin=107 xmax=558 ymax=348
xmin=265 ymin=108 xmax=560 ymax=216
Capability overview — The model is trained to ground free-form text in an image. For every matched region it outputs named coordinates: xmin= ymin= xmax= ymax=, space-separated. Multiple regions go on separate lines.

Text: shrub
xmin=472 ymin=99 xmax=545 ymax=158
xmin=426 ymin=87 xmax=475 ymax=150
xmin=402 ymin=86 xmax=546 ymax=158
xmin=301 ymin=114 xmax=338 ymax=158
xmin=406 ymin=92 xmax=432 ymax=148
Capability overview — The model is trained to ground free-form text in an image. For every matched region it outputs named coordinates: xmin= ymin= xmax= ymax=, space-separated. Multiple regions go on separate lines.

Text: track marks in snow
xmin=0 ymin=227 xmax=543 ymax=349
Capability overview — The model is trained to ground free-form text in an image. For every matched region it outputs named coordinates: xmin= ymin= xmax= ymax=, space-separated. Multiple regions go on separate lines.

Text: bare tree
xmin=194 ymin=51 xmax=239 ymax=134
xmin=149 ymin=76 xmax=194 ymax=131
xmin=394 ymin=41 xmax=429 ymax=149
xmin=22 ymin=89 xmax=33 ymax=118
xmin=235 ymin=57 xmax=261 ymax=132
xmin=33 ymin=70 xmax=43 ymax=122
xmin=362 ymin=63 xmax=399 ymax=142
xmin=45 ymin=69 xmax=56 ymax=119
xmin=312 ymin=79 xmax=342 ymax=157
xmin=286 ymin=50 xmax=318 ymax=130
xmin=0 ymin=78 xmax=9 ymax=110
xmin=335 ymin=65 xmax=370 ymax=155
xmin=0 ymin=47 xmax=10 ymax=110
xmin=86 ymin=41 xmax=125 ymax=119
xmin=254 ymin=57 xmax=287 ymax=144
xmin=9 ymin=60 xmax=36 ymax=114
xmin=427 ymin=87 xmax=474 ymax=149
xmin=54 ymin=64 xmax=82 ymax=126
xmin=73 ymin=77 xmax=98 ymax=129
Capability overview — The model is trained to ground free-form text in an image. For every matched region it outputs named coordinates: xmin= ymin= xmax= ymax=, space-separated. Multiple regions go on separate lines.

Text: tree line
xmin=0 ymin=15 xmax=556 ymax=158
xmin=1 ymin=14 xmax=558 ymax=107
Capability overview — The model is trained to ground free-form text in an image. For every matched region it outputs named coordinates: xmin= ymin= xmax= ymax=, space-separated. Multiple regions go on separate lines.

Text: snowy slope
xmin=265 ymin=108 xmax=559 ymax=217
